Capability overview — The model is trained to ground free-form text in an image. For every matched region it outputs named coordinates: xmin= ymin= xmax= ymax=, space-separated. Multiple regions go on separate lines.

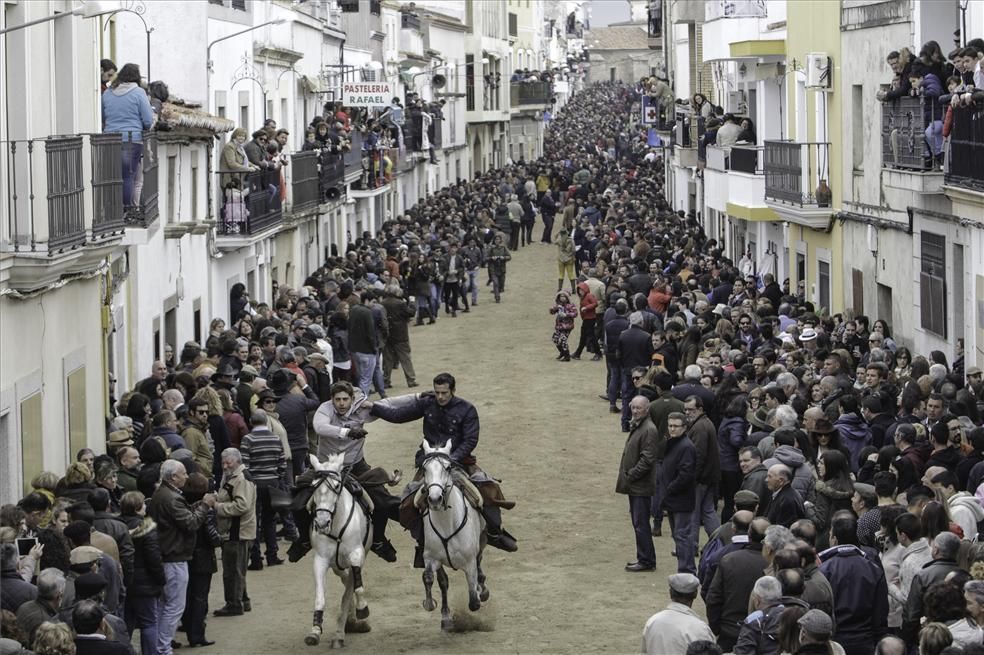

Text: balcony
xmin=289 ymin=150 xmax=345 ymax=215
xmin=703 ymin=145 xmax=773 ymax=221
xmin=2 ymin=134 xmax=128 ymax=254
xmin=510 ymin=81 xmax=554 ymax=108
xmin=643 ymin=99 xmax=674 ymax=131
xmin=89 ymin=134 xmax=126 ymax=239
xmin=350 ymin=141 xmax=392 ymax=193
xmin=882 ymin=96 xmax=932 ymax=171
xmin=1 ymin=133 xmax=127 ymax=291
xmin=215 ymin=169 xmax=283 ymax=239
xmin=124 ymin=132 xmax=159 ymax=228
xmin=400 ymin=10 xmax=420 ymax=30
xmin=764 ymin=140 xmax=833 ymax=229
xmin=945 ymin=103 xmax=984 ymax=193
xmin=398 ymin=26 xmax=424 ymax=59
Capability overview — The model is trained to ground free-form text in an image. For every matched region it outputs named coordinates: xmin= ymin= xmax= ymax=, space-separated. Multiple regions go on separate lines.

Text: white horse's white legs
xmin=436 ymin=566 xmax=453 ymax=631
xmin=328 ymin=568 xmax=353 ymax=649
xmin=463 ymin=558 xmax=481 ymax=612
xmin=306 ymin=553 xmax=330 ymax=646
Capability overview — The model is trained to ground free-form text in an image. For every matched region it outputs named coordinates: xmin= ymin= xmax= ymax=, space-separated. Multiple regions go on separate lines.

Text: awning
xmin=301 ymin=75 xmax=332 ymax=94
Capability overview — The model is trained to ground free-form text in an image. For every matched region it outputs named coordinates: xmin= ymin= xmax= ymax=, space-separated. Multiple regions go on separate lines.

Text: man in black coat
xmin=659 ymin=412 xmax=697 ymax=574
xmin=766 ymin=464 xmax=806 ymax=527
xmin=616 ymin=313 xmax=654 ymax=432
xmin=761 ymin=273 xmax=782 ymax=311
xmin=616 ymin=397 xmax=659 ymax=572
xmin=380 ymin=286 xmax=418 ymax=388
xmin=604 ymin=299 xmax=631 ymax=414
xmin=0 ymin=543 xmax=36 ymax=613
xmin=369 ymin=372 xmax=517 ymax=556
xmin=706 ymin=517 xmax=769 ymax=652
xmin=685 ymin=396 xmax=720 ymax=546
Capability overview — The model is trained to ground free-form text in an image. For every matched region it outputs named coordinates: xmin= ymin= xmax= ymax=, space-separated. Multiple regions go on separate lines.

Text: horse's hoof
xmin=479 ymin=586 xmax=490 ymax=602
xmin=422 ymin=598 xmax=437 ymax=612
xmin=329 ymin=638 xmax=345 ymax=649
xmin=344 ymin=618 xmax=371 ymax=633
xmin=305 ymin=633 xmax=321 ymax=646
xmin=356 ymin=605 xmax=369 ymax=620
xmin=469 ymin=598 xmax=482 ymax=612
xmin=441 ymin=618 xmax=454 ymax=632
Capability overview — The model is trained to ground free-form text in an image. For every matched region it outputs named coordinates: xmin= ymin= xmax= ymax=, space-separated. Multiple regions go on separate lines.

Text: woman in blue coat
xmin=101 ymin=63 xmax=154 ymax=208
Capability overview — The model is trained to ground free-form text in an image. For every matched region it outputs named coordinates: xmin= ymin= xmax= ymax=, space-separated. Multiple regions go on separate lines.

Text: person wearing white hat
xmin=641 ymin=572 xmax=715 ymax=654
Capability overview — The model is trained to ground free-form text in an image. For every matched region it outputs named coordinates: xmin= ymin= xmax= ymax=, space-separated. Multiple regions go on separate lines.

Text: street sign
xmin=641 ymin=95 xmax=658 ymax=125
xmin=342 ymin=81 xmax=393 ymax=107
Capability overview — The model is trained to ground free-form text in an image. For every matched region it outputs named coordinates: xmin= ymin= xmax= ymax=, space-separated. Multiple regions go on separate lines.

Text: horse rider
xmin=287 ymin=381 xmax=401 ymax=563
xmin=368 ymin=372 xmax=518 ymax=567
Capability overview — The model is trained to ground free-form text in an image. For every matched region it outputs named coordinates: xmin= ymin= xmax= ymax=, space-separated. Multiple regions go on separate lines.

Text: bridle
xmin=308 ymin=467 xmax=370 ymax=570
xmin=420 ymin=450 xmax=469 ymax=570
xmin=421 ymin=451 xmax=454 ymax=511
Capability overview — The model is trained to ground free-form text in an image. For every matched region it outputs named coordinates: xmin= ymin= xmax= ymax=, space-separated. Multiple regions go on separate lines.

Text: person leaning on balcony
xmin=220 ymin=128 xmax=259 ymax=187
xmin=877 ymin=49 xmax=914 ymax=102
xmin=716 ymin=114 xmax=742 ymax=148
xmin=691 ymin=93 xmax=713 ymax=119
xmin=102 ymin=63 xmax=154 ymax=209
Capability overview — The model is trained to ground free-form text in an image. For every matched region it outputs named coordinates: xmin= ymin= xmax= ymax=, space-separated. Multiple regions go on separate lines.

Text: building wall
xmin=0 ymin=280 xmax=109 ymax=502
xmin=784 ymin=0 xmax=844 ymax=314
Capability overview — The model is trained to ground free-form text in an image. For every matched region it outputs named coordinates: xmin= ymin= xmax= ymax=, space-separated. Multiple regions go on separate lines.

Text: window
xmin=66 ymin=367 xmax=87 ymax=461
xmin=508 ymin=13 xmax=518 ymax=37
xmin=920 ymin=231 xmax=947 ymax=337
xmin=167 ymin=154 xmax=177 ymax=223
xmin=230 ymin=0 xmax=246 ymax=10
xmin=20 ymin=394 xmax=43 ymax=496
xmin=851 ymin=84 xmax=863 ymax=170
xmin=193 ymin=300 xmax=202 ymax=344
xmin=818 ymin=259 xmax=831 ymax=312
xmin=465 ymin=55 xmax=475 ymax=112
xmin=191 ymin=153 xmax=199 ymax=221
xmin=153 ymin=317 xmax=161 ymax=362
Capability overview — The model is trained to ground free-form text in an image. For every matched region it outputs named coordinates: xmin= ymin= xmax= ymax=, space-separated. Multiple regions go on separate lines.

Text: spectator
xmin=641 ymin=573 xmax=715 ymax=654
xmin=101 ymin=63 xmax=154 ymax=211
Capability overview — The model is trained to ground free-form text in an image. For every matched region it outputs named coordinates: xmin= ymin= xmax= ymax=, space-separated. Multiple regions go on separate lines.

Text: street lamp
xmin=94 ymin=1 xmax=154 ymax=82
xmin=205 ymin=17 xmax=288 ymax=113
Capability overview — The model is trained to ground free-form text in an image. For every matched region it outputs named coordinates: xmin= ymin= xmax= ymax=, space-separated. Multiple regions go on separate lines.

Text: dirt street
xmin=204 ymin=244 xmax=704 ymax=653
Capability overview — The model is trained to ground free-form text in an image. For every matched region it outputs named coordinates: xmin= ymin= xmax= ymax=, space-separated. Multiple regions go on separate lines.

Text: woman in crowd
xmin=808 ymin=450 xmax=854 ymax=551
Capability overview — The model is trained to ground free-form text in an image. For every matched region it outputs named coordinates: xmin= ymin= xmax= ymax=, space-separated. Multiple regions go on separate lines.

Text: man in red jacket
xmin=571 ymin=282 xmax=601 ymax=360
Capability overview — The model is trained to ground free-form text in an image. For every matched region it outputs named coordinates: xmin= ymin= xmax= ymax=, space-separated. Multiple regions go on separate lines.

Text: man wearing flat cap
xmin=641 ymin=573 xmax=714 ymax=654
xmin=795 ymin=609 xmax=838 ymax=654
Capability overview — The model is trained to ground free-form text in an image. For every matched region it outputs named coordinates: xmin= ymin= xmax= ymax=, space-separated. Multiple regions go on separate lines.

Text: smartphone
xmin=16 ymin=537 xmax=38 ymax=557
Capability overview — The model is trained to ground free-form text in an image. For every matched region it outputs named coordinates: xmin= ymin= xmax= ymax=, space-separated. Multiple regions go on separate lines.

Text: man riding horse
xmin=288 ymin=381 xmax=402 ymax=564
xmin=368 ymin=372 xmax=518 ymax=566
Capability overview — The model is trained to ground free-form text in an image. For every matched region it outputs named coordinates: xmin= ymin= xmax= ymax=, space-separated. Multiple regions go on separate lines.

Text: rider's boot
xmin=482 ymin=507 xmax=518 ymax=552
xmin=369 ymin=513 xmax=397 ymax=562
xmin=287 ymin=509 xmax=312 ymax=563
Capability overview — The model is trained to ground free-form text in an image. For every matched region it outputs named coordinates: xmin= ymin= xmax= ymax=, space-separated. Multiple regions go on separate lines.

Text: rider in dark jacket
xmin=369 ymin=372 xmax=517 ymax=558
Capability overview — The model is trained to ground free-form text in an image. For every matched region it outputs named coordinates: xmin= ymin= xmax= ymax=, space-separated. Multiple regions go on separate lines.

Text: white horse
xmin=305 ymin=453 xmax=373 ymax=649
xmin=419 ymin=440 xmax=490 ymax=630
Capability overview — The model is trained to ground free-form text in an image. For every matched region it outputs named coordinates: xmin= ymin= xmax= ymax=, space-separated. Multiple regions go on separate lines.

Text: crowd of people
xmin=538 ymin=69 xmax=984 ymax=655
xmin=9 ymin=61 xmax=984 ymax=655
xmin=876 ymin=37 xmax=984 ymax=168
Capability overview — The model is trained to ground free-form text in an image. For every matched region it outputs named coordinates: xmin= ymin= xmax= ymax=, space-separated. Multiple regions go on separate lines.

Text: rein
xmin=310 ymin=469 xmax=371 ymax=570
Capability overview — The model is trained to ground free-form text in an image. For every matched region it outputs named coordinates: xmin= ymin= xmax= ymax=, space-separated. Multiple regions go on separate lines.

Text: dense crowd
xmin=538 ymin=68 xmax=984 ymax=655
xmin=5 ymin=62 xmax=984 ymax=655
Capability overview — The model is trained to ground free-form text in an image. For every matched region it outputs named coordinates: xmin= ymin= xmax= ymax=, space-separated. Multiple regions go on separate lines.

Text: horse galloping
xmin=419 ymin=440 xmax=490 ymax=631
xmin=305 ymin=453 xmax=372 ymax=648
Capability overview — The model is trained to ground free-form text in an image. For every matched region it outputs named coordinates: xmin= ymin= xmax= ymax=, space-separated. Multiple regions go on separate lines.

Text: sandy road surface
xmin=203 ymin=243 xmax=701 ymax=654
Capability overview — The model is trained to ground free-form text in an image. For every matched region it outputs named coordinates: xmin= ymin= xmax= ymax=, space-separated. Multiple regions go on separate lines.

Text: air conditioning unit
xmin=805 ymin=53 xmax=831 ymax=89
